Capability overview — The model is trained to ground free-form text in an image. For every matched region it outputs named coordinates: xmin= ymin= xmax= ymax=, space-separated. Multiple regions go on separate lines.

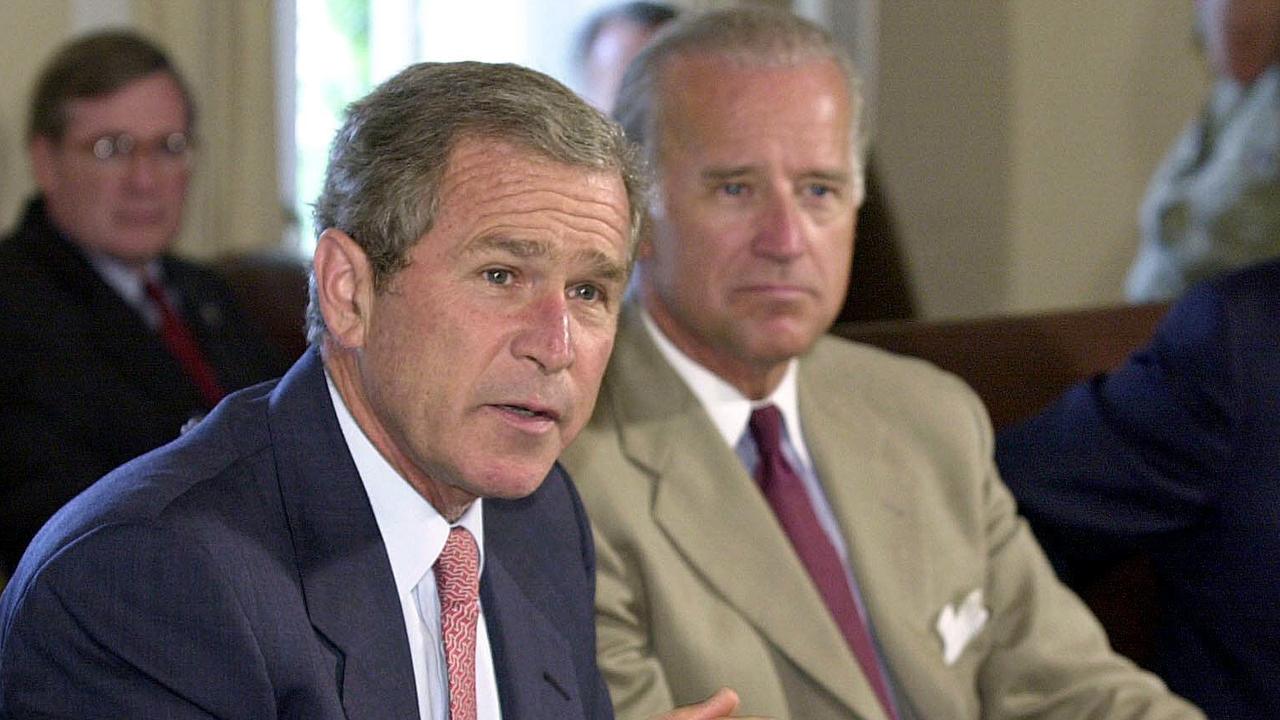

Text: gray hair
xmin=613 ymin=6 xmax=863 ymax=170
xmin=308 ymin=61 xmax=646 ymax=344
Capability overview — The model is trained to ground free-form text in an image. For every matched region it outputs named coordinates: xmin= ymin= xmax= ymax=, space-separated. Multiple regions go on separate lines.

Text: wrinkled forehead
xmin=655 ymin=56 xmax=856 ymax=146
xmin=439 ymin=135 xmax=622 ymax=198
xmin=437 ymin=136 xmax=630 ymax=236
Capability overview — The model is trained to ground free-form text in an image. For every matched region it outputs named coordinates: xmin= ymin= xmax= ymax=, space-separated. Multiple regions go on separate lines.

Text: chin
xmin=111 ymin=237 xmax=176 ymax=264
xmin=747 ymin=322 xmax=824 ymax=359
xmin=475 ymin=461 xmax=554 ymax=501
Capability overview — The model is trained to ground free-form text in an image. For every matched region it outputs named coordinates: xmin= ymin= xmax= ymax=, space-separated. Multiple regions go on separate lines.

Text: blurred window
xmin=285 ymin=0 xmax=620 ymax=253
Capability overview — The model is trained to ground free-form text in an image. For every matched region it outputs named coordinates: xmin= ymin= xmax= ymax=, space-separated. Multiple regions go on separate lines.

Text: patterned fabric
xmin=1128 ymin=66 xmax=1280 ymax=301
xmin=435 ymin=526 xmax=481 ymax=720
xmin=749 ymin=405 xmax=899 ymax=720
xmin=144 ymin=279 xmax=225 ymax=408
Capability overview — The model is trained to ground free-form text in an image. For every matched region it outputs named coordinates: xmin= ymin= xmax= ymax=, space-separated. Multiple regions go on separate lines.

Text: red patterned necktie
xmin=435 ymin=526 xmax=480 ymax=720
xmin=143 ymin=279 xmax=225 ymax=408
xmin=749 ymin=405 xmax=900 ymax=720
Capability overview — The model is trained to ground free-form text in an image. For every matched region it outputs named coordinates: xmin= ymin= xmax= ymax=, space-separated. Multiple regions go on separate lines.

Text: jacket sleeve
xmin=590 ymin=524 xmax=679 ymax=720
xmin=952 ymin=390 xmax=1204 ymax=719
xmin=563 ymin=468 xmax=620 ymax=720
xmin=0 ymin=522 xmax=275 ymax=719
xmin=995 ymin=282 xmax=1236 ymax=583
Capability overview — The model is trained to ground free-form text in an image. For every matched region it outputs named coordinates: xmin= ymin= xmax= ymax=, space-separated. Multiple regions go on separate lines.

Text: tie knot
xmin=435 ymin=526 xmax=480 ymax=606
xmin=143 ymin=278 xmax=169 ymax=307
xmin=749 ymin=404 xmax=786 ymax=458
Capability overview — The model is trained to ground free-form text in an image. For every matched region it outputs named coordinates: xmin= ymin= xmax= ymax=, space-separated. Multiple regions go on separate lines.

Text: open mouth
xmin=495 ymin=404 xmax=557 ymax=422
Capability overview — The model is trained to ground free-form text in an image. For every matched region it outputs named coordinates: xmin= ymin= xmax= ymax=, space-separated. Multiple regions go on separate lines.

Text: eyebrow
xmin=461 ymin=236 xmax=550 ymax=259
xmin=462 ymin=236 xmax=627 ymax=283
xmin=574 ymin=248 xmax=629 ymax=284
xmin=702 ymin=166 xmax=756 ymax=182
xmin=701 ymin=167 xmax=853 ymax=185
xmin=802 ymin=169 xmax=854 ymax=185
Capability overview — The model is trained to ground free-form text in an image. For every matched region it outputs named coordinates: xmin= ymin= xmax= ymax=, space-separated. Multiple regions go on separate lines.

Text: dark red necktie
xmin=749 ymin=405 xmax=899 ymax=720
xmin=144 ymin=280 xmax=225 ymax=408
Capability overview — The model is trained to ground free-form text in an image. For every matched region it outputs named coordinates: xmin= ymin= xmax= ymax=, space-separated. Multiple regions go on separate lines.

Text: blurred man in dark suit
xmin=0 ymin=30 xmax=284 ymax=575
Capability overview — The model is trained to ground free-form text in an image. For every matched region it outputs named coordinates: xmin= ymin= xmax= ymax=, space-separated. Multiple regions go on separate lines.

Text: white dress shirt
xmin=327 ymin=375 xmax=503 ymax=720
xmin=84 ymin=251 xmax=163 ymax=329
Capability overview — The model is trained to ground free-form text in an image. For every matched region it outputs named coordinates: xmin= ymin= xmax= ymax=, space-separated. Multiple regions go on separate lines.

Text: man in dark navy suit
xmin=0 ymin=31 xmax=284 ymax=575
xmin=0 ymin=61 xmax=753 ymax=719
xmin=997 ymin=258 xmax=1280 ymax=719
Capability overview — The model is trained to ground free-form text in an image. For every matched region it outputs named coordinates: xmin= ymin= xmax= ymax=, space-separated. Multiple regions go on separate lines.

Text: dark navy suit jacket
xmin=996 ymin=259 xmax=1280 ymax=719
xmin=0 ymin=349 xmax=612 ymax=719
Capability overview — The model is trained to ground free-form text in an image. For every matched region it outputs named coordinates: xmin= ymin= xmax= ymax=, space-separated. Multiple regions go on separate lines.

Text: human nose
xmin=512 ymin=289 xmax=574 ymax=373
xmin=123 ymin=150 xmax=161 ymax=190
xmin=753 ymin=190 xmax=805 ymax=261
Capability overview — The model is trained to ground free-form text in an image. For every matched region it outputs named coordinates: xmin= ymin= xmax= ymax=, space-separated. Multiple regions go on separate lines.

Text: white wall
xmin=875 ymin=0 xmax=1206 ymax=318
xmin=0 ymin=1 xmax=133 ymax=233
xmin=0 ymin=3 xmax=70 ymax=231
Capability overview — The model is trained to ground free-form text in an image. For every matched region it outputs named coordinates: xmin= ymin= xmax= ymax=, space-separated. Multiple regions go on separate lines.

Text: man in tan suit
xmin=561 ymin=8 xmax=1204 ymax=720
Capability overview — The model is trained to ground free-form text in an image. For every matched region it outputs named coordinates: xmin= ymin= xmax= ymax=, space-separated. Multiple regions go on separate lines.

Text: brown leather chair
xmin=832 ymin=302 xmax=1170 ymax=428
xmin=214 ymin=253 xmax=311 ymax=364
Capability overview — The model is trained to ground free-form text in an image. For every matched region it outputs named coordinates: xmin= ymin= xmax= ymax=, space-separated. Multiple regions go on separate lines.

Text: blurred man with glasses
xmin=0 ymin=30 xmax=283 ymax=580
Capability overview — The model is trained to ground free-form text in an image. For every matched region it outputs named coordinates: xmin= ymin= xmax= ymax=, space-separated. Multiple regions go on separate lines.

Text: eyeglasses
xmin=73 ymin=132 xmax=192 ymax=167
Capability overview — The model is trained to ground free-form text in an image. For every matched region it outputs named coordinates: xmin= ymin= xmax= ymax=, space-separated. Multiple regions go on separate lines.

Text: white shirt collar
xmin=639 ymin=307 xmax=811 ymax=470
xmin=85 ymin=251 xmax=163 ymax=325
xmin=325 ymin=372 xmax=486 ymax=600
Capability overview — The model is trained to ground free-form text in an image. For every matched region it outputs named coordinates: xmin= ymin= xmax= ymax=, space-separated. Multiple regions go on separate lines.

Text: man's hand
xmin=654 ymin=687 xmax=772 ymax=720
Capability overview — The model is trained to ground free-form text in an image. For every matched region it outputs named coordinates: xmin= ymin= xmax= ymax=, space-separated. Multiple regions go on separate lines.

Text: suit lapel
xmin=799 ymin=344 xmax=932 ymax=713
xmin=21 ymin=217 xmax=201 ymax=412
xmin=608 ymin=311 xmax=887 ymax=719
xmin=269 ymin=350 xmax=419 ymax=718
xmin=481 ymin=554 xmax=584 ymax=719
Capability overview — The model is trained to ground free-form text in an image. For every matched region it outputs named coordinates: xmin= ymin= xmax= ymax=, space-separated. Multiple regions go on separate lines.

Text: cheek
xmin=575 ymin=323 xmax=615 ymax=376
xmin=69 ymin=173 xmax=112 ymax=207
xmin=164 ymin=173 xmax=191 ymax=204
xmin=819 ymin=222 xmax=855 ymax=266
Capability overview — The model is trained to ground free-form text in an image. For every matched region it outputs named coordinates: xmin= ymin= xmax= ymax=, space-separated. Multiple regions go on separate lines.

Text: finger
xmin=655 ymin=687 xmax=740 ymax=719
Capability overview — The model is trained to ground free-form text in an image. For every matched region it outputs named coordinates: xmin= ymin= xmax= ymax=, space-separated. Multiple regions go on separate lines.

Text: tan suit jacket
xmin=561 ymin=306 xmax=1203 ymax=720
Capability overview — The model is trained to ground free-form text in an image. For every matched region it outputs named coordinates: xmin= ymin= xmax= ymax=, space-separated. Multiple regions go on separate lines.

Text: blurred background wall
xmin=0 ymin=0 xmax=1206 ymax=319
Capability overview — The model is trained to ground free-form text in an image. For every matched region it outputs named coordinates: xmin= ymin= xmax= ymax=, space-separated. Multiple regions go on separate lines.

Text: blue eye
xmin=569 ymin=284 xmax=603 ymax=302
xmin=483 ymin=269 xmax=514 ymax=285
xmin=808 ymin=184 xmax=834 ymax=198
xmin=721 ymin=182 xmax=747 ymax=196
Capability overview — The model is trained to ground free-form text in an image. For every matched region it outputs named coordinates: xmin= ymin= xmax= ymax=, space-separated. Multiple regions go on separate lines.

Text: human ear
xmin=313 ymin=228 xmax=374 ymax=350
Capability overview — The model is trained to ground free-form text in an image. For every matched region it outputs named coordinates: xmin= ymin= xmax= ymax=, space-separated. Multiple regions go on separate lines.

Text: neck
xmin=639 ymin=292 xmax=787 ymax=401
xmin=322 ymin=340 xmax=476 ymax=522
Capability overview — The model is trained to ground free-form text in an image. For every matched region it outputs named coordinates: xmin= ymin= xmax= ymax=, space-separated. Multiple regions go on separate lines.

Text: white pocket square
xmin=935 ymin=588 xmax=989 ymax=666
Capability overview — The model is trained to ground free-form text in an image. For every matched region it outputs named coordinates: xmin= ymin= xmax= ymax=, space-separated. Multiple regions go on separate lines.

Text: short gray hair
xmin=308 ymin=61 xmax=646 ymax=344
xmin=614 ymin=6 xmax=863 ymax=168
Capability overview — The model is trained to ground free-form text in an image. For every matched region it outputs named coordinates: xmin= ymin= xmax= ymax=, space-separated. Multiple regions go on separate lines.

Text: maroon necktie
xmin=436 ymin=526 xmax=481 ymax=720
xmin=749 ymin=405 xmax=899 ymax=720
xmin=144 ymin=280 xmax=225 ymax=408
